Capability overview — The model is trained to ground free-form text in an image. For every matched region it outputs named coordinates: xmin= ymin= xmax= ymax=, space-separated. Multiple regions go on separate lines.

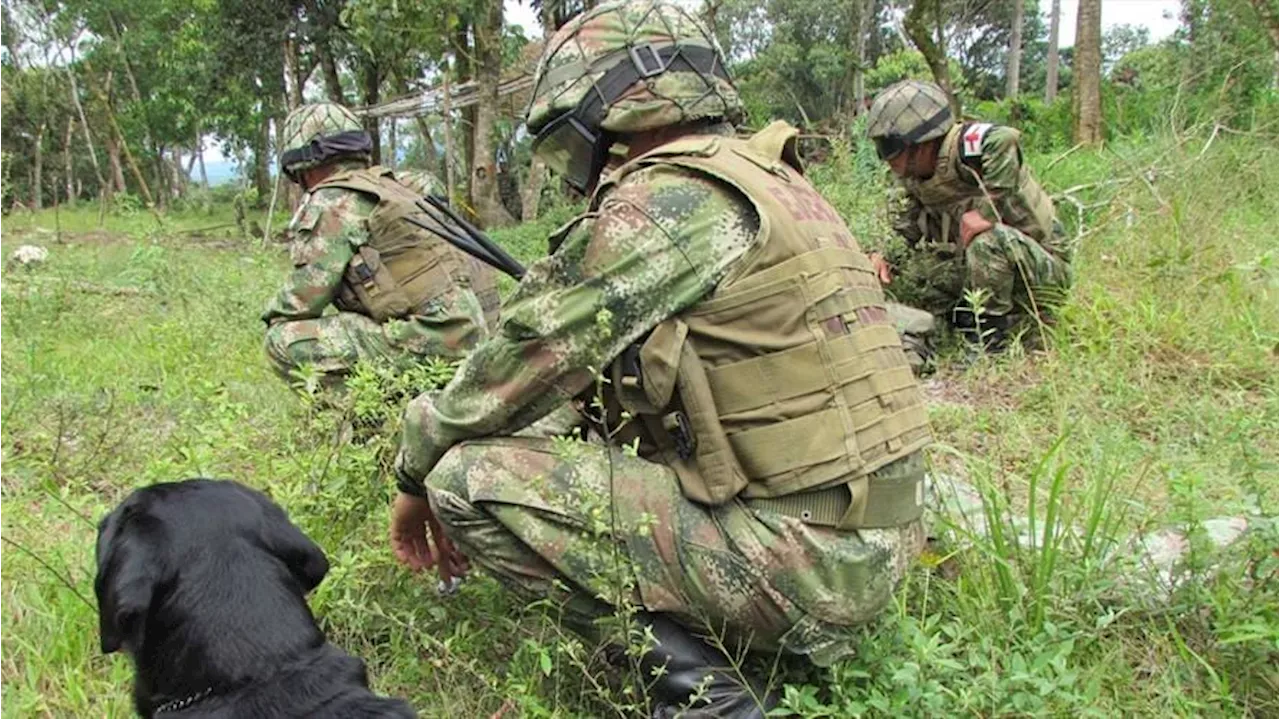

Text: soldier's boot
xmin=638 ymin=613 xmax=777 ymax=719
xmin=952 ymin=308 xmax=1014 ymax=357
xmin=887 ymin=302 xmax=938 ymax=376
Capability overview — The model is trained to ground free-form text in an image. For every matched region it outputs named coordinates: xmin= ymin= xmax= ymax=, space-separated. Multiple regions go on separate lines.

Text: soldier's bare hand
xmin=424 ymin=502 xmax=470 ymax=583
xmin=390 ymin=492 xmax=440 ymax=572
xmin=960 ymin=210 xmax=994 ymax=248
xmin=390 ymin=491 xmax=470 ymax=585
xmin=868 ymin=252 xmax=893 ymax=284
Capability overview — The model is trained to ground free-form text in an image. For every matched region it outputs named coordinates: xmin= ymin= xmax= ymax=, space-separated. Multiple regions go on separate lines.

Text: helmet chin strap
xmin=534 ymin=43 xmax=731 ymax=193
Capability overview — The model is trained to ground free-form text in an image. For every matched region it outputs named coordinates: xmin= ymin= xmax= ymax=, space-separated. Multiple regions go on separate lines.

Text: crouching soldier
xmin=865 ymin=81 xmax=1072 ymax=352
xmin=263 ymin=103 xmax=500 ymax=388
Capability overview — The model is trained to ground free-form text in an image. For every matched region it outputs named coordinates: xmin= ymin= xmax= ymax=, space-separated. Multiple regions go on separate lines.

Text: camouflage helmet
xmin=279 ymin=103 xmax=372 ymax=181
xmin=865 ymin=80 xmax=954 ymax=160
xmin=525 ymin=0 xmax=742 ymax=191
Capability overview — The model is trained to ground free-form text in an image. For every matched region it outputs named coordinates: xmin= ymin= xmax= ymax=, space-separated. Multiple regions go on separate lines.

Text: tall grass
xmin=2 ymin=130 xmax=1276 ymax=717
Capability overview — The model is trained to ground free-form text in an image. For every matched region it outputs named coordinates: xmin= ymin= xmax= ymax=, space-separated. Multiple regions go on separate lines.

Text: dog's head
xmin=94 ymin=479 xmax=330 ymax=656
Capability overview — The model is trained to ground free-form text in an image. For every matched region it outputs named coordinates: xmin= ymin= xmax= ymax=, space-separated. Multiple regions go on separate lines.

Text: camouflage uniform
xmin=262 ymin=161 xmax=490 ymax=384
xmin=265 ymin=102 xmax=494 ymax=387
xmin=398 ymin=149 xmax=926 ymax=665
xmin=887 ymin=123 xmax=1072 ymax=324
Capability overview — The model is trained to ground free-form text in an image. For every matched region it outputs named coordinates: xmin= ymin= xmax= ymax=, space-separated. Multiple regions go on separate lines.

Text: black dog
xmin=95 ymin=479 xmax=416 ymax=718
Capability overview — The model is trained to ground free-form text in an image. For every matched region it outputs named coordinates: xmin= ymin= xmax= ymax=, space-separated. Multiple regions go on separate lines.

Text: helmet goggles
xmin=531 ymin=43 xmax=730 ymax=192
xmin=869 ymin=104 xmax=954 ymax=161
xmin=281 ymin=130 xmax=373 ymax=183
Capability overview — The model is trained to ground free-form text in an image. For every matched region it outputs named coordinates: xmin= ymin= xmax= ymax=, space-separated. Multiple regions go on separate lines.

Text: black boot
xmin=952 ymin=308 xmax=1014 ymax=356
xmin=636 ymin=614 xmax=777 ymax=719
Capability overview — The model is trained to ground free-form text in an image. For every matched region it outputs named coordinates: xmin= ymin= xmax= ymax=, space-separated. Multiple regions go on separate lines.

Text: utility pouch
xmin=344 ymin=245 xmax=412 ymax=321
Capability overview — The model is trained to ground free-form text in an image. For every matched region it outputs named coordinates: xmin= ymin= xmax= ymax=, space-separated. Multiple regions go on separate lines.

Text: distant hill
xmin=201 ymin=160 xmax=239 ymax=186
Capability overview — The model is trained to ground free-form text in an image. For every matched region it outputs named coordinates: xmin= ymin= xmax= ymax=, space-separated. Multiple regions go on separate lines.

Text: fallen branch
xmin=1 ymin=535 xmax=95 ymax=610
xmin=175 ymin=223 xmax=236 ymax=235
xmin=1045 ymin=142 xmax=1085 ymax=170
xmin=1198 ymin=123 xmax=1222 ymax=159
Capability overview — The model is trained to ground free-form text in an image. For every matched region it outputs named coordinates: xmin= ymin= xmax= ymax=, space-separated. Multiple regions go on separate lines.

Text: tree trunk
xmin=442 ymin=68 xmax=456 ymax=202
xmin=109 ymin=14 xmax=167 ymax=207
xmin=171 ymin=147 xmax=188 ymax=196
xmin=868 ymin=0 xmax=885 ymax=64
xmin=1006 ymin=0 xmax=1024 ymax=98
xmin=106 ymin=132 xmax=127 ymax=193
xmin=702 ymin=0 xmax=722 ymax=36
xmin=1248 ymin=0 xmax=1279 ymax=49
xmin=89 ymin=67 xmax=159 ymax=216
xmin=1072 ymin=0 xmax=1103 ymax=145
xmin=254 ymin=113 xmax=273 ymax=206
xmin=195 ymin=127 xmax=209 ymax=190
xmin=521 ymin=10 xmax=555 ymax=222
xmin=392 ymin=70 xmax=441 ymax=177
xmin=455 ymin=22 xmax=475 ymax=202
xmin=904 ymin=0 xmax=961 ymax=118
xmin=1045 ymin=0 xmax=1061 ymax=102
xmin=469 ymin=0 xmax=516 ymax=228
xmin=386 ymin=118 xmax=397 ymax=169
xmin=360 ymin=61 xmax=383 ymax=165
xmin=852 ymin=0 xmax=870 ymax=113
xmin=283 ymin=34 xmax=304 ymax=109
xmin=66 ymin=69 xmax=106 ymax=194
xmin=63 ymin=117 xmax=77 ymax=207
xmin=33 ymin=120 xmax=46 ymax=210
xmin=316 ymin=37 xmax=345 ymax=103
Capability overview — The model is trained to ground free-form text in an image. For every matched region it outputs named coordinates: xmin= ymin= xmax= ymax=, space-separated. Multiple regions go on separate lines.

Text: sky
xmin=1057 ymin=0 xmax=1181 ymax=46
xmin=205 ymin=0 xmax=1184 ymax=167
xmin=502 ymin=0 xmax=1186 ymax=46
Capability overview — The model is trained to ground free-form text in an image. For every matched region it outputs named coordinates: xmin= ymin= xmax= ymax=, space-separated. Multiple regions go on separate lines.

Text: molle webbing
xmin=607 ymin=127 xmax=932 ymax=521
xmin=316 ymin=167 xmax=500 ymax=323
xmin=744 ymin=464 xmax=925 ymax=529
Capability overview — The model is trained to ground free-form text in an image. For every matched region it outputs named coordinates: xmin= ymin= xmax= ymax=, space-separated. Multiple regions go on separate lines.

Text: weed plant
xmin=1 ymin=129 xmax=1276 ymax=716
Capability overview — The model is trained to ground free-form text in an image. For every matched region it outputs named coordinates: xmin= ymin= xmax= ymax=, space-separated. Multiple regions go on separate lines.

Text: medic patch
xmin=961 ymin=123 xmax=993 ymax=158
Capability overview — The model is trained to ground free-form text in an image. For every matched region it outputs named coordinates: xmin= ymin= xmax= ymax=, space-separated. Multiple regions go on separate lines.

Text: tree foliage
xmin=1 ymin=0 xmax=1275 ymax=214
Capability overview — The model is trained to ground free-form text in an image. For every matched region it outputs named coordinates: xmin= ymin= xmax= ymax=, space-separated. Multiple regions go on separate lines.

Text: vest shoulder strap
xmin=314 ymin=166 xmax=400 ymax=199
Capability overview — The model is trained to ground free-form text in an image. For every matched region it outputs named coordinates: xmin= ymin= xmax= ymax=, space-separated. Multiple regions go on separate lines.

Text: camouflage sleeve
xmin=977 ymin=126 xmax=1040 ymax=226
xmin=979 ymin=126 xmax=1023 ymax=192
xmin=261 ymin=188 xmax=373 ymax=325
xmin=395 ymin=165 xmax=762 ymax=489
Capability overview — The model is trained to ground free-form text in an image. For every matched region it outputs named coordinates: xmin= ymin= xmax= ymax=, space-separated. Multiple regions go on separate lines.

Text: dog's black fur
xmin=95 ymin=479 xmax=416 ymax=718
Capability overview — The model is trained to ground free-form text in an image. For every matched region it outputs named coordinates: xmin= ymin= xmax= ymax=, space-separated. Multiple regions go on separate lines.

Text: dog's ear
xmin=95 ymin=509 xmax=158 ymax=654
xmin=255 ymin=497 xmax=330 ymax=592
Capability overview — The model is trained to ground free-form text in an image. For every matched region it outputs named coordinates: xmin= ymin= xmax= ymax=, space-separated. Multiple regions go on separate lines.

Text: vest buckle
xmin=618 ymin=343 xmax=644 ymax=391
xmin=349 ymin=254 xmax=376 ymax=284
xmin=662 ymin=411 xmax=696 ymax=460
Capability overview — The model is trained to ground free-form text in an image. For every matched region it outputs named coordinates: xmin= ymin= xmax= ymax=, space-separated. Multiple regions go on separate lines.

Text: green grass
xmin=2 ymin=133 xmax=1276 ymax=717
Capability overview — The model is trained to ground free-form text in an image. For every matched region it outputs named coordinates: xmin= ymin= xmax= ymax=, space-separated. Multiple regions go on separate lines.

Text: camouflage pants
xmin=264 ymin=312 xmax=441 ymax=385
xmin=892 ymin=224 xmax=1071 ymax=321
xmin=425 ymin=438 xmax=925 ymax=667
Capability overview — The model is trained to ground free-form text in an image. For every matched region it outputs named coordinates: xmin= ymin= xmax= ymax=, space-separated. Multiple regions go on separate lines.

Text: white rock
xmin=10 ymin=245 xmax=49 ymax=267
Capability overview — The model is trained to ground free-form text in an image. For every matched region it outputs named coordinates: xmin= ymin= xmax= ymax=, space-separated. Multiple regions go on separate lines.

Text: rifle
xmin=404 ymin=195 xmax=527 ymax=280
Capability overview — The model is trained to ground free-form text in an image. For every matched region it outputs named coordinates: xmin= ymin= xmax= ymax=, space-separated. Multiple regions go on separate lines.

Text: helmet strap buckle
xmin=629 ymin=44 xmax=666 ymax=78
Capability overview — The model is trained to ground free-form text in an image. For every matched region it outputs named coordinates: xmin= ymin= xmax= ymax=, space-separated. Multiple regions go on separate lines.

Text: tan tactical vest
xmin=597 ymin=122 xmax=932 ymax=527
xmin=904 ymin=123 xmax=1061 ymax=255
xmin=314 ymin=166 xmax=501 ymax=325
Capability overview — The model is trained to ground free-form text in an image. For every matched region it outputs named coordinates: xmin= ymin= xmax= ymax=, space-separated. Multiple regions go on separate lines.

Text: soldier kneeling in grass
xmin=262 ymin=103 xmax=500 ymax=389
xmin=865 ymin=80 xmax=1073 ymax=354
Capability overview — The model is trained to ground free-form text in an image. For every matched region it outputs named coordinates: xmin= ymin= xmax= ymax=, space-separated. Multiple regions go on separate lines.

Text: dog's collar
xmin=153 ymin=687 xmax=215 ymax=715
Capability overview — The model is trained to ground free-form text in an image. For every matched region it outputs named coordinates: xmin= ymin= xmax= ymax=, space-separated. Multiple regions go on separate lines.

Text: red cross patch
xmin=962 ymin=123 xmax=992 ymax=158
